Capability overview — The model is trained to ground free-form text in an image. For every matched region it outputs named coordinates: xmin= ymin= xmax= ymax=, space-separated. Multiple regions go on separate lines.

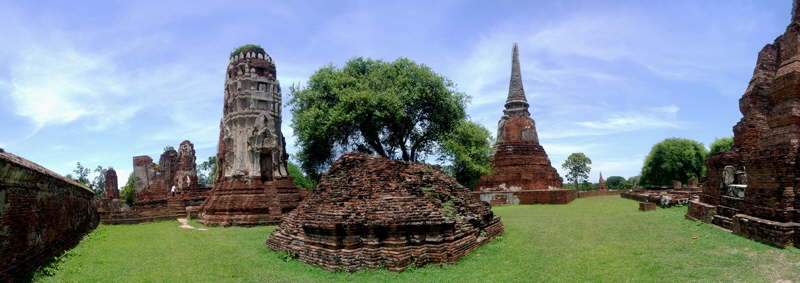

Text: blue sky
xmin=0 ymin=0 xmax=792 ymax=187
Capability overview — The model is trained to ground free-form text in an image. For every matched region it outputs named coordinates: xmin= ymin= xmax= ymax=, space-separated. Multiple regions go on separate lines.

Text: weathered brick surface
xmin=688 ymin=3 xmax=800 ymax=248
xmin=476 ymin=44 xmax=569 ymax=203
xmin=639 ymin=202 xmax=656 ymax=211
xmin=200 ymin=46 xmax=299 ymax=226
xmin=267 ymin=153 xmax=503 ymax=272
xmin=105 ymin=168 xmax=119 ymax=199
xmin=0 ymin=150 xmax=98 ymax=281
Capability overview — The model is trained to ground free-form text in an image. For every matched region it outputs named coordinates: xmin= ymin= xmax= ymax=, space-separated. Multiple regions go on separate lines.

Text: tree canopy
xmin=709 ymin=137 xmax=734 ymax=155
xmin=640 ymin=138 xmax=707 ymax=187
xmin=120 ymin=173 xmax=136 ymax=206
xmin=439 ymin=120 xmax=493 ymax=189
xmin=198 ymin=156 xmax=217 ymax=186
xmin=290 ymin=57 xmax=467 ymax=179
xmin=287 ymin=162 xmax=317 ymax=189
xmin=605 ymin=176 xmax=630 ymax=190
xmin=562 ymin=153 xmax=592 ymax=190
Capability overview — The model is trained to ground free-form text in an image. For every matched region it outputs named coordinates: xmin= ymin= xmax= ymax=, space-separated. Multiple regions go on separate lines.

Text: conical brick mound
xmin=267 ymin=153 xmax=504 ymax=272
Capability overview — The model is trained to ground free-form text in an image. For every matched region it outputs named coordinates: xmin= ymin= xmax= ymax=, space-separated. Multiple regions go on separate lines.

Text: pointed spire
xmin=504 ymin=43 xmax=531 ymax=116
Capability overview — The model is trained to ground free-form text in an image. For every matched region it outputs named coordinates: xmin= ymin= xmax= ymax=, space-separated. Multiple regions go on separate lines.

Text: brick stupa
xmin=267 ymin=153 xmax=504 ymax=272
xmin=598 ymin=172 xmax=607 ymax=192
xmin=687 ymin=1 xmax=800 ymax=247
xmin=199 ymin=45 xmax=300 ymax=226
xmin=474 ymin=44 xmax=575 ymax=205
xmin=105 ymin=168 xmax=119 ymax=199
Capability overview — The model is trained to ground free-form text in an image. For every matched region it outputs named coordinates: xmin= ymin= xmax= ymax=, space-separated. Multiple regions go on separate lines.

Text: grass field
xmin=35 ymin=196 xmax=800 ymax=282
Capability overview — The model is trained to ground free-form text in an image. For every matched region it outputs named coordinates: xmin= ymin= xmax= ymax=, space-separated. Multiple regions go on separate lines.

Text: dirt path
xmin=177 ymin=218 xmax=208 ymax=231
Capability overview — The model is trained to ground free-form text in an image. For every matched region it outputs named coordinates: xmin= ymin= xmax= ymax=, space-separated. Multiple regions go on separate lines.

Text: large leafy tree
xmin=439 ymin=120 xmax=493 ymax=189
xmin=290 ymin=57 xmax=467 ymax=179
xmin=562 ymin=153 xmax=592 ymax=191
xmin=640 ymin=138 xmax=707 ymax=187
xmin=605 ymin=176 xmax=629 ymax=190
xmin=709 ymin=137 xmax=734 ymax=155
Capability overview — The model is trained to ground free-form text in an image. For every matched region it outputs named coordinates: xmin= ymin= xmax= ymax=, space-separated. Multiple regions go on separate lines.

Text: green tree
xmin=605 ymin=176 xmax=629 ymax=190
xmin=287 ymin=162 xmax=317 ymax=189
xmin=198 ymin=156 xmax=217 ymax=186
xmin=91 ymin=166 xmax=108 ymax=199
xmin=439 ymin=120 xmax=493 ymax=189
xmin=709 ymin=137 xmax=734 ymax=155
xmin=290 ymin=57 xmax=467 ymax=179
xmin=120 ymin=173 xmax=136 ymax=206
xmin=640 ymin=138 xmax=708 ymax=187
xmin=627 ymin=175 xmax=641 ymax=189
xmin=71 ymin=162 xmax=91 ymax=187
xmin=562 ymin=153 xmax=592 ymax=191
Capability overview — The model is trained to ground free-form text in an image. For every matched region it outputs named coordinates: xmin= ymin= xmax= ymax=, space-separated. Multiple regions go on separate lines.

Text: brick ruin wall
xmin=473 ymin=189 xmax=577 ymax=206
xmin=0 ymin=150 xmax=98 ymax=281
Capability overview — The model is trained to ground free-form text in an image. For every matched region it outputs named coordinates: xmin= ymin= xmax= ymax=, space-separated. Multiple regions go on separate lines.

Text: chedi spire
xmin=505 ymin=43 xmax=530 ymax=117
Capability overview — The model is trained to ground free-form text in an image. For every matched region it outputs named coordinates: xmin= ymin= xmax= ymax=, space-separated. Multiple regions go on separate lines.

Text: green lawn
xmin=36 ymin=196 xmax=800 ymax=282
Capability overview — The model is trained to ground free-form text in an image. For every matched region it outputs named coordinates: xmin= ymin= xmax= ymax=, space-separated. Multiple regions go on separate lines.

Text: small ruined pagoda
xmin=268 ymin=153 xmax=503 ymax=272
xmin=598 ymin=172 xmax=607 ymax=192
xmin=687 ymin=1 xmax=800 ymax=247
xmin=474 ymin=44 xmax=574 ymax=205
xmin=199 ymin=45 xmax=300 ymax=226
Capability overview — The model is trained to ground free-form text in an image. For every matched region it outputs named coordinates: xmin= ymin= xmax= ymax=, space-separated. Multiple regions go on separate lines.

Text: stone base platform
xmin=686 ymin=200 xmax=800 ymax=248
xmin=200 ymin=177 xmax=300 ymax=226
xmin=472 ymin=189 xmax=576 ymax=206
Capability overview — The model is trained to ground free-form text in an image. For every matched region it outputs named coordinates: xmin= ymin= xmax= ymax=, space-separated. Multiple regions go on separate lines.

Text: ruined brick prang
xmin=267 ymin=153 xmax=503 ymax=272
xmin=687 ymin=1 xmax=800 ymax=247
xmin=0 ymin=150 xmax=98 ymax=281
xmin=200 ymin=45 xmax=299 ymax=226
xmin=99 ymin=140 xmax=209 ymax=225
xmin=475 ymin=43 xmax=568 ymax=203
xmin=174 ymin=140 xmax=198 ymax=190
xmin=598 ymin=172 xmax=607 ymax=192
xmin=105 ymin=168 xmax=119 ymax=199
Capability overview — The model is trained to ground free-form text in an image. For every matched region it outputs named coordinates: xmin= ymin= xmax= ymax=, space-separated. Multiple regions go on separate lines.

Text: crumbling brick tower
xmin=105 ymin=168 xmax=119 ymax=199
xmin=199 ymin=45 xmax=300 ymax=226
xmin=174 ymin=140 xmax=198 ymax=190
xmin=687 ymin=1 xmax=800 ymax=247
xmin=476 ymin=44 xmax=564 ymax=193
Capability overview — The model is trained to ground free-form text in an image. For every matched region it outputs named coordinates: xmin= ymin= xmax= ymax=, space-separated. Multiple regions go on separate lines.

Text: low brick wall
xmin=473 ymin=189 xmax=576 ymax=205
xmin=0 ymin=150 xmax=99 ymax=281
xmin=577 ymin=190 xmax=622 ymax=198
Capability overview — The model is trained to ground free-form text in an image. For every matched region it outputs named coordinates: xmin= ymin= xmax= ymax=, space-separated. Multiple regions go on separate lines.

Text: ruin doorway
xmin=260 ymin=152 xmax=273 ymax=182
